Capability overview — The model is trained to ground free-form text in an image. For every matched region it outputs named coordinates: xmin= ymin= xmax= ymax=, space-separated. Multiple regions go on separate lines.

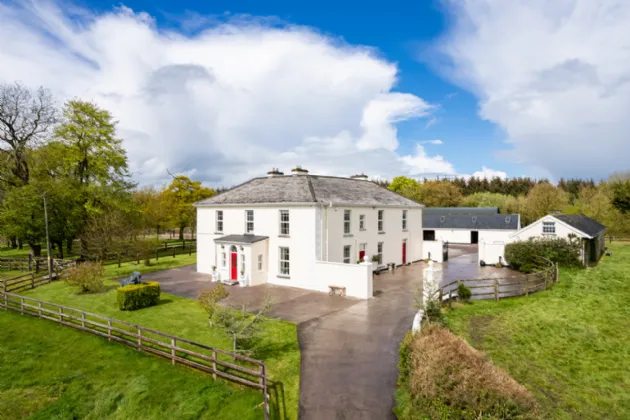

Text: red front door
xmin=231 ymin=253 xmax=238 ymax=280
xmin=359 ymin=250 xmax=365 ymax=260
xmin=402 ymin=242 xmax=407 ymax=265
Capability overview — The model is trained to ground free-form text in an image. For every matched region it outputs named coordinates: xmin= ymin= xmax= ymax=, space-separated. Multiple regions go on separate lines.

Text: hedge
xmin=505 ymin=236 xmax=582 ymax=273
xmin=117 ymin=282 xmax=161 ymax=311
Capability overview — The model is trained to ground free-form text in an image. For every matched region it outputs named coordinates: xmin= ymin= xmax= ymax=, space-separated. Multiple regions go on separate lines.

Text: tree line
xmin=0 ymin=82 xmax=214 ymax=258
xmin=384 ymin=175 xmax=630 ymax=235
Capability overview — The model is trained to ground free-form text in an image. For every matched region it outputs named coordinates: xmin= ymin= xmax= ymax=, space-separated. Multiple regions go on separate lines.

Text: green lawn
xmin=10 ymin=254 xmax=300 ymax=419
xmin=0 ymin=311 xmax=263 ymax=420
xmin=446 ymin=242 xmax=630 ymax=419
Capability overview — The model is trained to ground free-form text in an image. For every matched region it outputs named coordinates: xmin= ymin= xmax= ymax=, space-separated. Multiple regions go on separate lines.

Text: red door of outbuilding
xmin=402 ymin=241 xmax=407 ymax=265
xmin=231 ymin=252 xmax=238 ymax=280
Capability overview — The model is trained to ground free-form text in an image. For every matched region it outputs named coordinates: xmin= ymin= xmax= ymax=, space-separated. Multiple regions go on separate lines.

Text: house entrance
xmin=471 ymin=231 xmax=479 ymax=244
xmin=230 ymin=245 xmax=238 ymax=280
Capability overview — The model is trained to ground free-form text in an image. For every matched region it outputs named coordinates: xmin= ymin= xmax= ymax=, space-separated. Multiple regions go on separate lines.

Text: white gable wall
xmin=430 ymin=229 xmax=474 ymax=244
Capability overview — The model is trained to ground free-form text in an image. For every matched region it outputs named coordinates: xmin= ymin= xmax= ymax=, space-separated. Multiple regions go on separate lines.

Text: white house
xmin=194 ymin=169 xmax=424 ymax=299
xmin=508 ymin=213 xmax=606 ymax=266
xmin=421 ymin=207 xmax=520 ymax=265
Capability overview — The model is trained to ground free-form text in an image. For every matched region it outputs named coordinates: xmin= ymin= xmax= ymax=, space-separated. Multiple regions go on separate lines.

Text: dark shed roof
xmin=554 ymin=214 xmax=606 ymax=237
xmin=423 ymin=207 xmax=499 ymax=215
xmin=196 ymin=175 xmax=422 ymax=207
xmin=424 ymin=214 xmax=520 ymax=230
xmin=214 ymin=235 xmax=269 ymax=244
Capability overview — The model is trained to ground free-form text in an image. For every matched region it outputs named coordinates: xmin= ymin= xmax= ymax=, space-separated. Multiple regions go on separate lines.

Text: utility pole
xmin=43 ymin=192 xmax=52 ymax=278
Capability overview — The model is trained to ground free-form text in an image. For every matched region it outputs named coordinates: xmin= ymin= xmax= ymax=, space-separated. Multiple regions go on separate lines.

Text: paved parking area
xmin=143 ymin=250 xmax=522 ymax=419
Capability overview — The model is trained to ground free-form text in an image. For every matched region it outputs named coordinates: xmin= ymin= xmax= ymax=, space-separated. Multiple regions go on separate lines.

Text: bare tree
xmin=0 ymin=82 xmax=57 ymax=186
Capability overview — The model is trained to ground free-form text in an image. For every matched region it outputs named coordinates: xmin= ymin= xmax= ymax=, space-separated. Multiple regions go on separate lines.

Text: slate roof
xmin=424 ymin=214 xmax=520 ymax=230
xmin=214 ymin=234 xmax=269 ymax=244
xmin=196 ymin=175 xmax=422 ymax=207
xmin=423 ymin=207 xmax=499 ymax=215
xmin=553 ymin=214 xmax=606 ymax=238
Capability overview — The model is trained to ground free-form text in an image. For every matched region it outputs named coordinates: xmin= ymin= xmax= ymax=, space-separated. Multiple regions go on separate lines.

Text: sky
xmin=1 ymin=0 xmax=629 ymax=187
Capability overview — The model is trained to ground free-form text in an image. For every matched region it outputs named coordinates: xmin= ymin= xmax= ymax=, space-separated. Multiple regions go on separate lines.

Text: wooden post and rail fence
xmin=439 ymin=257 xmax=558 ymax=304
xmin=0 ymin=292 xmax=270 ymax=419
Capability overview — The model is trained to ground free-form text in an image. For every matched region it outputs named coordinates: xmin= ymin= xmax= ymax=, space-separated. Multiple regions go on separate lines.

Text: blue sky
xmin=1 ymin=0 xmax=629 ymax=186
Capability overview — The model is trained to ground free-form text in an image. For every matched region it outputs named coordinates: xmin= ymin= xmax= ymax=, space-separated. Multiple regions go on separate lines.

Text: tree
xmin=420 ymin=181 xmax=463 ymax=207
xmin=164 ymin=175 xmax=214 ymax=240
xmin=460 ymin=192 xmax=508 ymax=209
xmin=133 ymin=186 xmax=174 ymax=238
xmin=525 ymin=182 xmax=568 ymax=221
xmin=0 ymin=83 xmax=57 ymax=186
xmin=389 ymin=176 xmax=419 ymax=194
xmin=53 ymin=100 xmax=135 ymax=254
xmin=79 ymin=204 xmax=139 ymax=261
xmin=611 ymin=181 xmax=630 ymax=214
xmin=198 ymin=286 xmax=272 ymax=354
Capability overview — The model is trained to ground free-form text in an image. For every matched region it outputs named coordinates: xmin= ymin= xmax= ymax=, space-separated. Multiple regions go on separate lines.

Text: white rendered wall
xmin=313 ymin=261 xmax=374 ymax=299
xmin=422 ymin=240 xmax=445 ymax=263
xmin=322 ymin=206 xmax=423 ymax=267
xmin=430 ymin=229 xmax=473 ymax=244
xmin=197 ymin=205 xmax=319 ymax=290
xmin=477 ymin=229 xmax=516 ymax=265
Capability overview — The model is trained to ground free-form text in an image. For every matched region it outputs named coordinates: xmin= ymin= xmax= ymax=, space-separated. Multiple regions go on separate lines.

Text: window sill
xmin=277 ymin=274 xmax=291 ymax=279
xmin=359 ymin=228 xmax=366 ymax=231
xmin=402 ymin=229 xmax=409 ymax=232
xmin=278 ymin=234 xmax=291 ymax=238
xmin=343 ymin=234 xmax=354 ymax=238
xmin=378 ymin=231 xmax=386 ymax=235
xmin=214 ymin=232 xmax=224 ymax=235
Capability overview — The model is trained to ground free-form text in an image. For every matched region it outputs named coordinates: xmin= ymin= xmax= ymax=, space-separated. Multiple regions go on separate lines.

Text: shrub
xmin=397 ymin=330 xmax=415 ymax=387
xmin=505 ymin=236 xmax=581 ymax=273
xmin=63 ymin=262 xmax=105 ymax=293
xmin=457 ymin=283 xmax=472 ymax=303
xmin=397 ymin=324 xmax=538 ymax=419
xmin=424 ymin=299 xmax=445 ymax=326
xmin=117 ymin=282 xmax=161 ymax=311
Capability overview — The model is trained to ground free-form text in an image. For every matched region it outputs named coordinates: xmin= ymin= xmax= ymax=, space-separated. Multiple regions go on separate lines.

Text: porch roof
xmin=214 ymin=234 xmax=269 ymax=245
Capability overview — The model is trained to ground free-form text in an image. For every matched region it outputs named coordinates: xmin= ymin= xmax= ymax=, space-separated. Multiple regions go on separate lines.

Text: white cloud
xmin=0 ymin=0 xmax=453 ymax=187
xmin=419 ymin=139 xmax=444 ymax=145
xmin=434 ymin=0 xmax=630 ymax=179
xmin=461 ymin=166 xmax=508 ymax=181
xmin=399 ymin=144 xmax=455 ymax=176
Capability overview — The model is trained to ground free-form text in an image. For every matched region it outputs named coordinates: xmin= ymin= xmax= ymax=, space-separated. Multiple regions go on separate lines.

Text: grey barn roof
xmin=214 ymin=234 xmax=269 ymax=244
xmin=423 ymin=207 xmax=499 ymax=215
xmin=554 ymin=214 xmax=606 ymax=237
xmin=424 ymin=214 xmax=520 ymax=230
xmin=196 ymin=175 xmax=422 ymax=207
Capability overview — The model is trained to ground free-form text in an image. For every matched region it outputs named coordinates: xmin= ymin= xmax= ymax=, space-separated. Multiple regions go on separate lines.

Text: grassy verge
xmin=0 ymin=310 xmax=263 ymax=419
xmin=445 ymin=242 xmax=630 ymax=419
xmin=16 ymin=254 xmax=300 ymax=420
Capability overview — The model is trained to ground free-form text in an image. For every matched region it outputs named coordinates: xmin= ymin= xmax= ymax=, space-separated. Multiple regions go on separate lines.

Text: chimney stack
xmin=350 ymin=173 xmax=368 ymax=180
xmin=267 ymin=168 xmax=284 ymax=177
xmin=291 ymin=166 xmax=309 ymax=176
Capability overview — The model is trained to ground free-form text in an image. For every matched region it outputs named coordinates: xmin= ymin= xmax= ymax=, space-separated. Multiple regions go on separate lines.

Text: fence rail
xmin=0 ymin=292 xmax=269 ymax=419
xmin=0 ymin=257 xmax=76 ymax=294
xmin=441 ymin=259 xmax=558 ymax=303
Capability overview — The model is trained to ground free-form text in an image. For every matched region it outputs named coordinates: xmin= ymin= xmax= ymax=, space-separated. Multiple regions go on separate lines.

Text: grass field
xmin=4 ymin=253 xmax=300 ymax=419
xmin=0 ymin=311 xmax=264 ymax=420
xmin=446 ymin=242 xmax=630 ymax=419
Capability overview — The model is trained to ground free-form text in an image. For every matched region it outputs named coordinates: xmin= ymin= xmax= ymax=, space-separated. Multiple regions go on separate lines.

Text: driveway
xmin=143 ymin=251 xmax=520 ymax=419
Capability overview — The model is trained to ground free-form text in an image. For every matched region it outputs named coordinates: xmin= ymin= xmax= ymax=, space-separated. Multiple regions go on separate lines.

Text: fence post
xmin=156 ymin=249 xmax=159 ymax=261
xmin=35 ymin=260 xmax=40 ymax=274
xmin=118 ymin=254 xmax=121 ymax=268
xmin=38 ymin=301 xmax=42 ymax=316
xmin=171 ymin=338 xmax=176 ymax=366
xmin=58 ymin=307 xmax=63 ymax=322
xmin=137 ymin=327 xmax=142 ymax=349
xmin=493 ymin=279 xmax=499 ymax=301
xmin=262 ymin=362 xmax=269 ymax=420
xmin=3 ymin=290 xmax=7 ymax=310
xmin=212 ymin=350 xmax=217 ymax=380
xmin=28 ymin=254 xmax=32 ymax=271
xmin=108 ymin=320 xmax=112 ymax=341
xmin=31 ymin=273 xmax=35 ymax=289
xmin=81 ymin=312 xmax=86 ymax=328
xmin=525 ymin=276 xmax=529 ymax=296
xmin=20 ymin=297 xmax=24 ymax=315
xmin=555 ymin=263 xmax=559 ymax=283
